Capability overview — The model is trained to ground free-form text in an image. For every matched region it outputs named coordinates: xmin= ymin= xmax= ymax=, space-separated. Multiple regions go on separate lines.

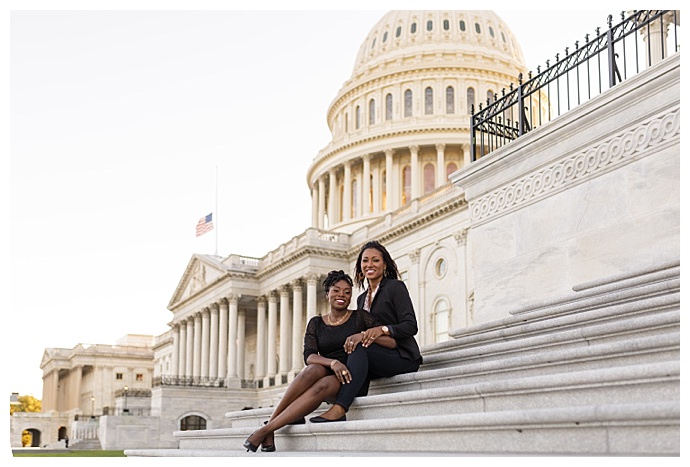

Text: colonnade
xmin=168 ymin=275 xmax=322 ymax=387
xmin=311 ymin=143 xmax=472 ymax=229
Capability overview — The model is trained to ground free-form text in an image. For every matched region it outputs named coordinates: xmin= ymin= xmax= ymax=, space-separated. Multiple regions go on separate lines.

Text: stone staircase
xmin=67 ymin=438 xmax=103 ymax=451
xmin=126 ymin=262 xmax=680 ymax=456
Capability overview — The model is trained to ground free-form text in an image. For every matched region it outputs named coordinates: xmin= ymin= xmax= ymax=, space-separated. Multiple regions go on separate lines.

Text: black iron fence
xmin=471 ymin=10 xmax=680 ymax=161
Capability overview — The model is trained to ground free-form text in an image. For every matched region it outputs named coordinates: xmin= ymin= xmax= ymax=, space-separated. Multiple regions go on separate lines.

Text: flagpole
xmin=215 ymin=165 xmax=219 ymax=256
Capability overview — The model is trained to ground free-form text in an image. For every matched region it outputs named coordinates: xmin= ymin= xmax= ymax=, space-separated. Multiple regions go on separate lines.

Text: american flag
xmin=195 ymin=213 xmax=214 ymax=237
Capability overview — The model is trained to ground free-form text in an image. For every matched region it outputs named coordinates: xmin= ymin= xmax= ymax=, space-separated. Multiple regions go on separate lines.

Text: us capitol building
xmin=13 ymin=9 xmax=679 ymax=452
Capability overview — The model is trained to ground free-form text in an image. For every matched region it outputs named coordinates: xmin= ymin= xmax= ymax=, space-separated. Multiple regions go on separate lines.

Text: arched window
xmin=467 ymin=87 xmax=475 ymax=114
xmin=381 ymin=169 xmax=387 ymax=211
xmin=402 ymin=165 xmax=411 ymax=205
xmin=446 ymin=86 xmax=455 ymax=114
xmin=355 ymin=105 xmax=361 ymax=129
xmin=433 ymin=299 xmax=450 ymax=343
xmin=459 ymin=20 xmax=466 ymax=31
xmin=475 ymin=22 xmax=481 ymax=34
xmin=369 ymin=98 xmax=376 ymax=125
xmin=351 ymin=179 xmax=358 ymax=218
xmin=426 ymin=20 xmax=433 ymax=31
xmin=339 ymin=184 xmax=344 ymax=222
xmin=368 ymin=174 xmax=374 ymax=214
xmin=489 ymin=26 xmax=495 ymax=38
xmin=425 ymin=87 xmax=434 ymax=115
xmin=446 ymin=162 xmax=458 ymax=179
xmin=410 ymin=22 xmax=417 ymax=34
xmin=383 ymin=31 xmax=388 ymax=43
xmin=396 ymin=25 xmax=402 ymax=38
xmin=404 ymin=89 xmax=413 ymax=117
xmin=344 ymin=112 xmax=348 ymax=132
xmin=180 ymin=415 xmax=207 ymax=431
xmin=443 ymin=19 xmax=450 ymax=31
xmin=424 ymin=163 xmax=435 ymax=193
xmin=385 ymin=93 xmax=393 ymax=120
xmin=371 ymin=38 xmax=376 ymax=49
xmin=487 ymin=90 xmax=495 ymax=103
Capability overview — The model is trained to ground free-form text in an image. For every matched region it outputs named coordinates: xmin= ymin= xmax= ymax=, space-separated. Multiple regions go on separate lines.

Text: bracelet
xmin=330 ymin=360 xmax=337 ymax=368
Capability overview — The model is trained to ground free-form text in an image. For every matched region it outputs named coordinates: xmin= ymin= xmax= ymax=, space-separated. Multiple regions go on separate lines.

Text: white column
xmin=385 ymin=149 xmax=394 ymax=211
xmin=185 ymin=319 xmax=194 ymax=378
xmin=461 ymin=144 xmax=471 ymax=167
xmin=436 ymin=143 xmax=446 ymax=187
xmin=193 ymin=312 xmax=202 ymax=378
xmin=410 ymin=145 xmax=420 ymax=200
xmin=178 ymin=321 xmax=187 ymax=378
xmin=311 ymin=182 xmax=319 ymax=228
xmin=362 ymin=154 xmax=371 ymax=214
xmin=372 ymin=161 xmax=381 ymax=214
xmin=255 ymin=296 xmax=267 ymax=380
xmin=279 ymin=286 xmax=291 ymax=375
xmin=306 ymin=274 xmax=319 ymax=323
xmin=218 ymin=299 xmax=228 ymax=380
xmin=267 ymin=293 xmax=278 ymax=379
xmin=227 ymin=294 xmax=239 ymax=378
xmin=171 ymin=325 xmax=180 ymax=377
xmin=318 ymin=176 xmax=326 ymax=229
xmin=237 ymin=309 xmax=246 ymax=380
xmin=343 ymin=162 xmax=352 ymax=221
xmin=291 ymin=280 xmax=304 ymax=372
xmin=200 ymin=308 xmax=210 ymax=379
xmin=209 ymin=303 xmax=219 ymax=380
xmin=328 ymin=168 xmax=337 ymax=227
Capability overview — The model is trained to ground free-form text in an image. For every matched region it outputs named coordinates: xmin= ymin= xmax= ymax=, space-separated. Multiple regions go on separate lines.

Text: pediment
xmin=168 ymin=254 xmax=228 ymax=309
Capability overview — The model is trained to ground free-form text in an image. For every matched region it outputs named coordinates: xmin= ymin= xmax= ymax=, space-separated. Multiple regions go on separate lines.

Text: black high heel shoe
xmin=243 ymin=435 xmax=259 ymax=452
xmin=260 ymin=421 xmax=276 ymax=452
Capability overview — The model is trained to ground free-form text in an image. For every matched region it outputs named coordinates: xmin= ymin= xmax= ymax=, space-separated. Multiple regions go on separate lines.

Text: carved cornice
xmin=256 ymin=247 xmax=349 ymax=279
xmin=470 ymin=107 xmax=680 ymax=225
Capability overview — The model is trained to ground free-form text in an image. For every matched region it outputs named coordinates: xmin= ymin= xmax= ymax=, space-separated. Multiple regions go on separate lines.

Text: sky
xmin=3 ymin=1 xmax=641 ymax=402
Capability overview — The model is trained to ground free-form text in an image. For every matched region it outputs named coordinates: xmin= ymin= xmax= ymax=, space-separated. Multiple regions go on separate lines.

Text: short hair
xmin=322 ymin=270 xmax=353 ymax=294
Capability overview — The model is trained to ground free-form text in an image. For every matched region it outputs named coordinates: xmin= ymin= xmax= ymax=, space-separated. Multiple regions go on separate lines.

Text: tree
xmin=10 ymin=395 xmax=41 ymax=415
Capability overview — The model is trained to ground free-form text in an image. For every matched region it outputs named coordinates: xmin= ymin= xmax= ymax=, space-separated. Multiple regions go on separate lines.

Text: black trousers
xmin=334 ymin=344 xmax=420 ymax=411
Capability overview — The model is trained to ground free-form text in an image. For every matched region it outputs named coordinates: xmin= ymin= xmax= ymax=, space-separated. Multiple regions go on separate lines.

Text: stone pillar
xmin=306 ymin=274 xmax=319 ymax=323
xmin=227 ymin=294 xmax=239 ymax=378
xmin=362 ymin=154 xmax=371 ymax=214
xmin=237 ymin=309 xmax=246 ymax=380
xmin=318 ymin=176 xmax=326 ymax=229
xmin=343 ymin=161 xmax=352 ymax=221
xmin=328 ymin=168 xmax=337 ymax=226
xmin=291 ymin=280 xmax=304 ymax=373
xmin=255 ymin=296 xmax=267 ymax=380
xmin=372 ymin=161 xmax=381 ymax=214
xmin=171 ymin=324 xmax=180 ymax=377
xmin=436 ymin=143 xmax=446 ymax=187
xmin=178 ymin=321 xmax=187 ymax=378
xmin=311 ymin=182 xmax=319 ymax=228
xmin=461 ymin=144 xmax=472 ymax=167
xmin=193 ymin=312 xmax=202 ymax=378
xmin=279 ymin=285 xmax=291 ymax=375
xmin=185 ymin=319 xmax=194 ymax=378
xmin=410 ymin=145 xmax=420 ymax=199
xmin=218 ymin=299 xmax=228 ymax=380
xmin=201 ymin=308 xmax=210 ymax=378
xmin=266 ymin=293 xmax=278 ymax=380
xmin=385 ymin=149 xmax=394 ymax=211
xmin=209 ymin=303 xmax=219 ymax=380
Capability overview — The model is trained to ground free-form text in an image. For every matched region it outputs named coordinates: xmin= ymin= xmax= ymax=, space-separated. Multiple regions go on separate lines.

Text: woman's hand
xmin=343 ymin=333 xmax=363 ymax=354
xmin=329 ymin=360 xmax=351 ymax=384
xmin=361 ymin=326 xmax=385 ymax=347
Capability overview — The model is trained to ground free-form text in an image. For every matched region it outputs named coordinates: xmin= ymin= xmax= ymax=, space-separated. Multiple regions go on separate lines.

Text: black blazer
xmin=356 ymin=277 xmax=423 ymax=363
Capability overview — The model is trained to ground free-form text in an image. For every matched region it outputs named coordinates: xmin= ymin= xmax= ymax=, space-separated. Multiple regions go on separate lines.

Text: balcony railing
xmin=471 ymin=10 xmax=680 ymax=160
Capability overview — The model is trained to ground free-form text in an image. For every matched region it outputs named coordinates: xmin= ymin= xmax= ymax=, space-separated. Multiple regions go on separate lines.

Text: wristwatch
xmin=381 ymin=325 xmax=390 ymax=335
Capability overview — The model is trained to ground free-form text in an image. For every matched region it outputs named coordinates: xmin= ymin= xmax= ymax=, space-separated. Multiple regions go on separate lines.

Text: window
xmin=385 ymin=93 xmax=393 ymax=121
xmin=434 ymin=299 xmax=450 ymax=343
xmin=487 ymin=90 xmax=495 ymax=103
xmin=489 ymin=26 xmax=495 ymax=38
xmin=446 ymin=86 xmax=455 ymax=114
xmin=467 ymin=87 xmax=475 ymax=114
xmin=135 ymin=373 xmax=144 ymax=382
xmin=426 ymin=20 xmax=433 ymax=31
xmin=381 ymin=170 xmax=387 ymax=210
xmin=410 ymin=22 xmax=417 ymax=34
xmin=424 ymin=163 xmax=435 ymax=193
xmin=383 ymin=31 xmax=388 ymax=43
xmin=434 ymin=258 xmax=447 ymax=278
xmin=459 ymin=20 xmax=466 ymax=32
xmin=351 ymin=179 xmax=358 ymax=218
xmin=475 ymin=23 xmax=481 ymax=34
xmin=501 ymin=31 xmax=506 ymax=43
xmin=443 ymin=19 xmax=450 ymax=31
xmin=404 ymin=89 xmax=413 ymax=117
xmin=371 ymin=38 xmax=376 ymax=49
xmin=115 ymin=373 xmax=123 ymax=380
xmin=180 ymin=415 xmax=207 ymax=431
xmin=424 ymin=87 xmax=433 ymax=115
xmin=446 ymin=162 xmax=458 ymax=179
xmin=339 ymin=184 xmax=344 ymax=222
xmin=396 ymin=26 xmax=402 ymax=38
xmin=355 ymin=105 xmax=361 ymax=129
xmin=369 ymin=99 xmax=375 ymax=125
xmin=345 ymin=112 xmax=348 ymax=132
xmin=402 ymin=165 xmax=411 ymax=205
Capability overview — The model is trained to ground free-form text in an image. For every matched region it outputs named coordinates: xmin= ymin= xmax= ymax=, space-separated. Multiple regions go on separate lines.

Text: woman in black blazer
xmin=309 ymin=240 xmax=422 ymax=423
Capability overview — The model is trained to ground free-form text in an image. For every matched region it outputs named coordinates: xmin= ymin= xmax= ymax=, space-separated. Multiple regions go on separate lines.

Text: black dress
xmin=303 ymin=310 xmax=378 ymax=366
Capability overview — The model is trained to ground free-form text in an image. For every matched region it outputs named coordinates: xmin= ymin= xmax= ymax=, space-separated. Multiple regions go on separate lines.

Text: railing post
xmin=517 ymin=73 xmax=526 ymax=136
xmin=606 ymin=14 xmax=617 ymax=86
xmin=470 ymin=105 xmax=476 ymax=162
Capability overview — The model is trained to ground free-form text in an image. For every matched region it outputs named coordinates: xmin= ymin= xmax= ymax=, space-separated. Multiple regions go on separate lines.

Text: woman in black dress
xmin=311 ymin=241 xmax=423 ymax=423
xmin=243 ymin=270 xmax=395 ymax=452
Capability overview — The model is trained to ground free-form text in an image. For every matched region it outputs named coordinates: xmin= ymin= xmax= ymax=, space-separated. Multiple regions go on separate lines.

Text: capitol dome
xmin=307 ymin=10 xmax=530 ymax=233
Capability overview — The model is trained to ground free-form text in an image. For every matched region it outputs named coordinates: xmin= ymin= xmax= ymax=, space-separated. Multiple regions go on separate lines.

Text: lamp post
xmin=90 ymin=396 xmax=95 ymax=419
xmin=123 ymin=386 xmax=129 ymax=414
